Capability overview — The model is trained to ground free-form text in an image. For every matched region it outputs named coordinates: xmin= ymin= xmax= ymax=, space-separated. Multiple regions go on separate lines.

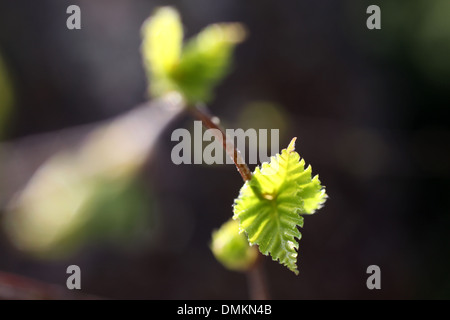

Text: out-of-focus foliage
xmin=237 ymin=101 xmax=289 ymax=133
xmin=4 ymin=162 xmax=153 ymax=257
xmin=1 ymin=102 xmax=182 ymax=258
xmin=233 ymin=138 xmax=327 ymax=274
xmin=171 ymin=23 xmax=246 ymax=103
xmin=412 ymin=0 xmax=450 ymax=84
xmin=353 ymin=0 xmax=450 ymax=86
xmin=141 ymin=6 xmax=246 ymax=104
xmin=141 ymin=7 xmax=183 ymax=99
xmin=237 ymin=101 xmax=290 ymax=148
xmin=0 ymin=53 xmax=14 ymax=137
xmin=210 ymin=219 xmax=258 ymax=272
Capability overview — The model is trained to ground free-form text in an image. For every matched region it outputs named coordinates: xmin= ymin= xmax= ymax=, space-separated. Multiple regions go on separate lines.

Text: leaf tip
xmin=287 ymin=137 xmax=297 ymax=153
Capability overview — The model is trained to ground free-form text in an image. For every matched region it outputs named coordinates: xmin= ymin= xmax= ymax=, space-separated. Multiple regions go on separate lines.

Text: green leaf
xmin=140 ymin=7 xmax=246 ymax=104
xmin=172 ymin=23 xmax=246 ymax=103
xmin=141 ymin=6 xmax=183 ymax=97
xmin=233 ymin=138 xmax=327 ymax=275
xmin=210 ymin=219 xmax=259 ymax=272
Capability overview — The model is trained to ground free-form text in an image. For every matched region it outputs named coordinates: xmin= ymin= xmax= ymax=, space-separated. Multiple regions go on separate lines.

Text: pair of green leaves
xmin=141 ymin=7 xmax=246 ymax=104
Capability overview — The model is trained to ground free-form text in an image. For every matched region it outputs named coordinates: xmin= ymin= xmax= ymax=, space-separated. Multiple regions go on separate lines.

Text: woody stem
xmin=189 ymin=104 xmax=269 ymax=300
xmin=189 ymin=104 xmax=252 ymax=182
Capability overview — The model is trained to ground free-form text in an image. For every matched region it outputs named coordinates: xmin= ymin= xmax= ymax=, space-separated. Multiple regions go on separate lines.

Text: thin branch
xmin=189 ymin=104 xmax=269 ymax=300
xmin=189 ymin=105 xmax=252 ymax=182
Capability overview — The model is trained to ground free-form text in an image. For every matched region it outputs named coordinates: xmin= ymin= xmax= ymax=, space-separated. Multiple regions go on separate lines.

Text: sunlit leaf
xmin=233 ymin=138 xmax=327 ymax=274
xmin=172 ymin=23 xmax=246 ymax=103
xmin=141 ymin=7 xmax=246 ymax=104
xmin=141 ymin=6 xmax=183 ymax=97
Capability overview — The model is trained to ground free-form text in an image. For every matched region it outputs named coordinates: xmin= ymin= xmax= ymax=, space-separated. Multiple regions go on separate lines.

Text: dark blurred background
xmin=0 ymin=0 xmax=449 ymax=299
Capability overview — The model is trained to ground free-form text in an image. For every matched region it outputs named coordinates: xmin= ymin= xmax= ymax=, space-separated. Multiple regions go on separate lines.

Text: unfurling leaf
xmin=210 ymin=219 xmax=258 ymax=272
xmin=233 ymin=138 xmax=327 ymax=275
xmin=141 ymin=6 xmax=246 ymax=104
xmin=141 ymin=6 xmax=183 ymax=98
xmin=171 ymin=23 xmax=246 ymax=103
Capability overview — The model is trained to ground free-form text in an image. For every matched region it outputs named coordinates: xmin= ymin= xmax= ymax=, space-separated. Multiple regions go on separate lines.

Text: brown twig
xmin=189 ymin=104 xmax=269 ymax=300
xmin=189 ymin=105 xmax=252 ymax=182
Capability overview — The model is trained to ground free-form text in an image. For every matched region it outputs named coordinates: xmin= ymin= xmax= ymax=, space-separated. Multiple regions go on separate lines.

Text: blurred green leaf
xmin=141 ymin=7 xmax=183 ymax=98
xmin=172 ymin=23 xmax=246 ymax=103
xmin=3 ymin=151 xmax=155 ymax=258
xmin=141 ymin=7 xmax=246 ymax=104
xmin=210 ymin=219 xmax=258 ymax=272
xmin=1 ymin=99 xmax=187 ymax=258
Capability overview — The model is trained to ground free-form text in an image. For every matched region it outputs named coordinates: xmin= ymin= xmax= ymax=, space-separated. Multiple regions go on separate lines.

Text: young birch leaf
xmin=141 ymin=7 xmax=246 ymax=104
xmin=233 ymin=138 xmax=327 ymax=275
xmin=141 ymin=7 xmax=183 ymax=97
xmin=171 ymin=23 xmax=246 ymax=103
